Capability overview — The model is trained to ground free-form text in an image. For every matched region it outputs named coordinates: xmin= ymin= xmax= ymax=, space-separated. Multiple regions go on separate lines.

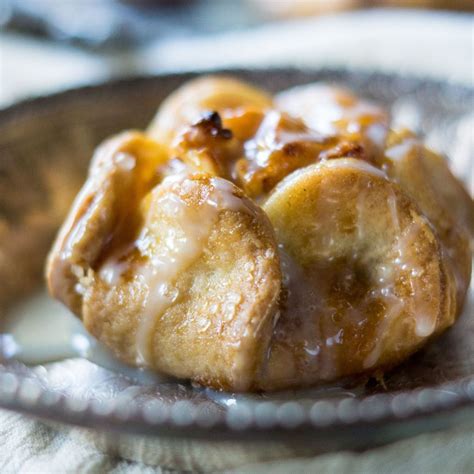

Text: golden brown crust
xmin=46 ymin=131 xmax=168 ymax=315
xmin=382 ymin=130 xmax=473 ymax=313
xmin=258 ymin=159 xmax=455 ymax=390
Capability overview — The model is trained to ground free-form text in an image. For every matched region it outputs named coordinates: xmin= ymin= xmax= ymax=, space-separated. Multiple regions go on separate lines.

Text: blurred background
xmin=0 ymin=0 xmax=473 ymax=106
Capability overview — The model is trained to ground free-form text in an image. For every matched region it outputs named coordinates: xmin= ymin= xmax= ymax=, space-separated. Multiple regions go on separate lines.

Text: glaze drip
xmin=130 ymin=175 xmax=250 ymax=366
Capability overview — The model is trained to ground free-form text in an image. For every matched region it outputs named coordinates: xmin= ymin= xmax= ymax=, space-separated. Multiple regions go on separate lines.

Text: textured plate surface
xmin=0 ymin=69 xmax=473 ymax=445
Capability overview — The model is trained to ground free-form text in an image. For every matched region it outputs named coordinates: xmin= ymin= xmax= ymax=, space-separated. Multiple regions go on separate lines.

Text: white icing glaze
xmin=268 ymin=164 xmax=403 ymax=380
xmin=277 ymin=84 xmax=348 ymax=134
xmin=385 ymin=138 xmax=419 ymax=161
xmin=272 ymin=158 xmax=388 ymax=199
xmin=364 ymin=198 xmax=437 ymax=367
xmin=363 ymin=293 xmax=404 ymax=369
xmin=355 ymin=188 xmax=368 ymax=241
xmin=60 ymin=185 xmax=105 ymax=262
xmin=388 ymin=192 xmax=401 ymax=233
xmin=321 ymin=158 xmax=388 ymax=179
xmin=115 ymin=151 xmax=136 ymax=171
xmin=276 ymin=84 xmax=388 ymax=142
xmin=360 ymin=193 xmax=403 ymax=368
xmin=209 ymin=177 xmax=256 ymax=216
xmin=134 ymin=175 xmax=249 ymax=366
xmin=59 ymin=146 xmax=138 ymax=267
xmin=244 ymin=110 xmax=325 ymax=167
xmin=395 ymin=220 xmax=438 ymax=338
xmin=272 ymin=179 xmax=436 ymax=376
xmin=269 ymin=246 xmax=339 ymax=381
xmin=366 ymin=123 xmax=388 ymax=149
xmin=99 ymin=259 xmax=129 ymax=286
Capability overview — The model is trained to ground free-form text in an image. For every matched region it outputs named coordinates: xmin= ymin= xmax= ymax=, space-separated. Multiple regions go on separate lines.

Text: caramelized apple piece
xmin=276 ymin=83 xmax=389 ymax=158
xmin=235 ymin=110 xmax=367 ymax=199
xmin=169 ymin=110 xmax=243 ymax=179
xmin=148 ymin=75 xmax=273 ymax=146
xmin=169 ymin=106 xmax=371 ymax=201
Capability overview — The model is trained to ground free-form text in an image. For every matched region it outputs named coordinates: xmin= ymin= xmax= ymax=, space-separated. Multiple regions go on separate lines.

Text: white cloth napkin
xmin=0 ymin=408 xmax=473 ymax=473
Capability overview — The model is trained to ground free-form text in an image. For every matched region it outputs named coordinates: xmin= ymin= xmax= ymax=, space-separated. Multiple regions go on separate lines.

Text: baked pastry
xmin=47 ymin=76 xmax=473 ymax=391
xmin=259 ymin=159 xmax=457 ymax=389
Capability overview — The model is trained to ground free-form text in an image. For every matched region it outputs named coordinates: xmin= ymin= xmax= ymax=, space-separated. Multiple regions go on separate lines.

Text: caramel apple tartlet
xmin=47 ymin=76 xmax=473 ymax=391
